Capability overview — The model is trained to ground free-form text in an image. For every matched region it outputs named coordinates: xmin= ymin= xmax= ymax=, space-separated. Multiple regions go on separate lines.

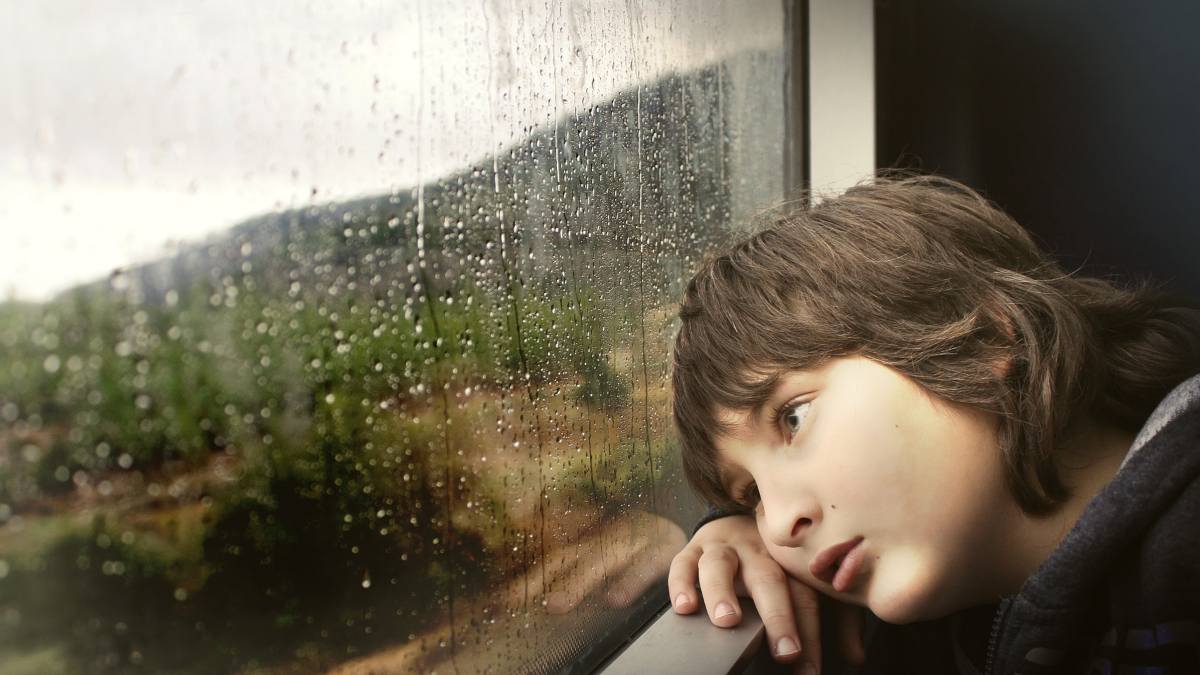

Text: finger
xmin=667 ymin=547 xmax=702 ymax=614
xmin=834 ymin=603 xmax=867 ymax=666
xmin=697 ymin=547 xmax=743 ymax=627
xmin=738 ymin=558 xmax=802 ymax=663
xmin=787 ymin=578 xmax=823 ymax=674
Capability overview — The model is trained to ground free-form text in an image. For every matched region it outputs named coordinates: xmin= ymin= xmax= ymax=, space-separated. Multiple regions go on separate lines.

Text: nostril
xmin=791 ymin=517 xmax=812 ymax=538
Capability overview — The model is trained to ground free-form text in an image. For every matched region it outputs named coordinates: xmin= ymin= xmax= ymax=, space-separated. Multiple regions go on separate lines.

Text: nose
xmin=758 ymin=483 xmax=821 ymax=548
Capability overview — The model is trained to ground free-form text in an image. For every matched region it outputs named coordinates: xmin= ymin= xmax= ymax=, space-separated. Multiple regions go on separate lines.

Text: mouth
xmin=809 ymin=536 xmax=867 ymax=592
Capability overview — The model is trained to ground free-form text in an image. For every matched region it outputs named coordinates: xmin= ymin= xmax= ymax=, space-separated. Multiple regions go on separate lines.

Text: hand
xmin=667 ymin=515 xmax=866 ymax=673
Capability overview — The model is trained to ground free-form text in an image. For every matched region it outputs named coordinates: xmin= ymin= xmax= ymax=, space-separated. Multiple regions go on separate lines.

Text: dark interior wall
xmin=875 ymin=0 xmax=1200 ymax=298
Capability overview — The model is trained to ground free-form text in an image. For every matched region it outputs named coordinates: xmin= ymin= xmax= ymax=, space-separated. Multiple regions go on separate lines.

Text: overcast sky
xmin=0 ymin=0 xmax=782 ymax=300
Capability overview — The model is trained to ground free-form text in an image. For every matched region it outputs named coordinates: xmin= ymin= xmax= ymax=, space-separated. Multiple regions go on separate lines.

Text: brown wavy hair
xmin=672 ymin=173 xmax=1200 ymax=515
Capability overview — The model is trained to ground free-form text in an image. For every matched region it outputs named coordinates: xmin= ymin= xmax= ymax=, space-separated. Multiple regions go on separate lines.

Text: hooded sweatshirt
xmin=861 ymin=372 xmax=1200 ymax=674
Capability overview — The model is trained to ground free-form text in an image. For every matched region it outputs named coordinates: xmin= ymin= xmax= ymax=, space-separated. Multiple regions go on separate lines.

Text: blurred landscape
xmin=0 ymin=57 xmax=769 ymax=673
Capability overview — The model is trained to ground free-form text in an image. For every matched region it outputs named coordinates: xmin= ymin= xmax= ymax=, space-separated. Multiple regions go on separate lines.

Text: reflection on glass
xmin=0 ymin=1 xmax=784 ymax=672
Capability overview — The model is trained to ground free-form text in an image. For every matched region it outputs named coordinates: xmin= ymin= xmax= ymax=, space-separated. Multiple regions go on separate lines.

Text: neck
xmin=985 ymin=420 xmax=1135 ymax=599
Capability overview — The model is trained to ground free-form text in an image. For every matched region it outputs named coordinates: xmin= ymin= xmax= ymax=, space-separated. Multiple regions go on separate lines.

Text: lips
xmin=809 ymin=536 xmax=866 ymax=591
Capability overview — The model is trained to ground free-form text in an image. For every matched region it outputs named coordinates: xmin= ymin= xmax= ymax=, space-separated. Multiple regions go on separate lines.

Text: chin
xmin=867 ymin=592 xmax=932 ymax=625
xmin=865 ymin=561 xmax=946 ymax=625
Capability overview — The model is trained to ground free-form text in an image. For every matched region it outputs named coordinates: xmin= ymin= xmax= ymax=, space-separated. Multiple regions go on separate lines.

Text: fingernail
xmin=799 ymin=663 xmax=818 ymax=675
xmin=775 ymin=636 xmax=799 ymax=656
xmin=714 ymin=601 xmax=736 ymax=618
xmin=674 ymin=593 xmax=689 ymax=610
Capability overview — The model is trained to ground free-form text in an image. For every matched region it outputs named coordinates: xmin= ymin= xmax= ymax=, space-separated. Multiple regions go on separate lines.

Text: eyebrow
xmin=752 ymin=367 xmax=826 ymax=424
xmin=748 ymin=376 xmax=793 ymax=427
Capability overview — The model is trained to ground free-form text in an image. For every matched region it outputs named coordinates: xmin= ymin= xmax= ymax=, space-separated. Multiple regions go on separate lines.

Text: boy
xmin=666 ymin=175 xmax=1200 ymax=674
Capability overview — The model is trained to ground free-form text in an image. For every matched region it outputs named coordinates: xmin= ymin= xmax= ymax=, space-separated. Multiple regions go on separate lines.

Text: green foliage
xmin=0 ymin=127 xmax=694 ymax=671
xmin=0 ymin=514 xmax=202 ymax=674
xmin=0 ymin=400 xmax=497 ymax=673
xmin=0 ymin=51 xmax=744 ymax=673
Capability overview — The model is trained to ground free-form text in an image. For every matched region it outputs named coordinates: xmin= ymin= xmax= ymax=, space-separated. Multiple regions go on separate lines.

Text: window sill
xmin=599 ymin=602 xmax=766 ymax=675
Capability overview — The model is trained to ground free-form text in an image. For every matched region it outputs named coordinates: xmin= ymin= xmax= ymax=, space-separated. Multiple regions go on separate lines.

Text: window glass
xmin=0 ymin=1 xmax=785 ymax=672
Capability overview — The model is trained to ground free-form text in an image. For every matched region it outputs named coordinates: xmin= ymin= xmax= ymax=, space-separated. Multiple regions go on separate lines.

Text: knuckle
xmin=698 ymin=547 xmax=738 ymax=567
xmin=758 ymin=609 xmax=794 ymax=625
xmin=750 ymin=541 xmax=773 ymax=555
xmin=670 ymin=550 xmax=692 ymax=568
xmin=745 ymin=567 xmax=787 ymax=587
xmin=792 ymin=591 xmax=821 ymax=612
xmin=789 ymin=578 xmax=820 ymax=597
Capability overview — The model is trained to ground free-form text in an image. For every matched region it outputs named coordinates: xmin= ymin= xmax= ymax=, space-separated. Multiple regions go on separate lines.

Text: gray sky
xmin=0 ymin=0 xmax=782 ymax=300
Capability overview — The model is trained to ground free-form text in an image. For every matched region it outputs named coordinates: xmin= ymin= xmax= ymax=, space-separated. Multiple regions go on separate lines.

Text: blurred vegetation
xmin=0 ymin=267 xmax=646 ymax=672
xmin=0 ymin=57 xmax=735 ymax=673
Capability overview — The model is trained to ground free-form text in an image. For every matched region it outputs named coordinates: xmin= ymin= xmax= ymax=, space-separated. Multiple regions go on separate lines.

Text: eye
xmin=775 ymin=399 xmax=812 ymax=440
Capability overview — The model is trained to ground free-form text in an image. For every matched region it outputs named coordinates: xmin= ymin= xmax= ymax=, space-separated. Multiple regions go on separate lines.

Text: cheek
xmin=830 ymin=398 xmax=990 ymax=534
xmin=814 ymin=412 xmax=919 ymax=514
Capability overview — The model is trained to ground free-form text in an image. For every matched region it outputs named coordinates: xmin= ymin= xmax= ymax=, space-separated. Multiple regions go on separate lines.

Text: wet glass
xmin=0 ymin=1 xmax=785 ymax=672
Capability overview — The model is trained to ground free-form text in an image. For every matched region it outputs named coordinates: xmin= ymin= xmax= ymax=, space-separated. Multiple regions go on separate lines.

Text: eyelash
xmin=771 ymin=397 xmax=812 ymax=442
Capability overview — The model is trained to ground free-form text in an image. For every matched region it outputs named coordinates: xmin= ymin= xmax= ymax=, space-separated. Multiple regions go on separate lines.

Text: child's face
xmin=712 ymin=356 xmax=1017 ymax=623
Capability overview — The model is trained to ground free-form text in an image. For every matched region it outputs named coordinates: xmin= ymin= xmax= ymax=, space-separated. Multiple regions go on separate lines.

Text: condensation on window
xmin=0 ymin=1 xmax=785 ymax=672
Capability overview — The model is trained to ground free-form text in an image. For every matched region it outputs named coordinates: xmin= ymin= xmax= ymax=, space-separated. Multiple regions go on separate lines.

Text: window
xmin=0 ymin=1 xmax=786 ymax=672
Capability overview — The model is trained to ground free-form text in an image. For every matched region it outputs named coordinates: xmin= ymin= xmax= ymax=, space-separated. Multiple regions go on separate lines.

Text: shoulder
xmin=1124 ymin=372 xmax=1200 ymax=464
xmin=1108 ymin=391 xmax=1200 ymax=622
xmin=1132 ymin=466 xmax=1200 ymax=585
